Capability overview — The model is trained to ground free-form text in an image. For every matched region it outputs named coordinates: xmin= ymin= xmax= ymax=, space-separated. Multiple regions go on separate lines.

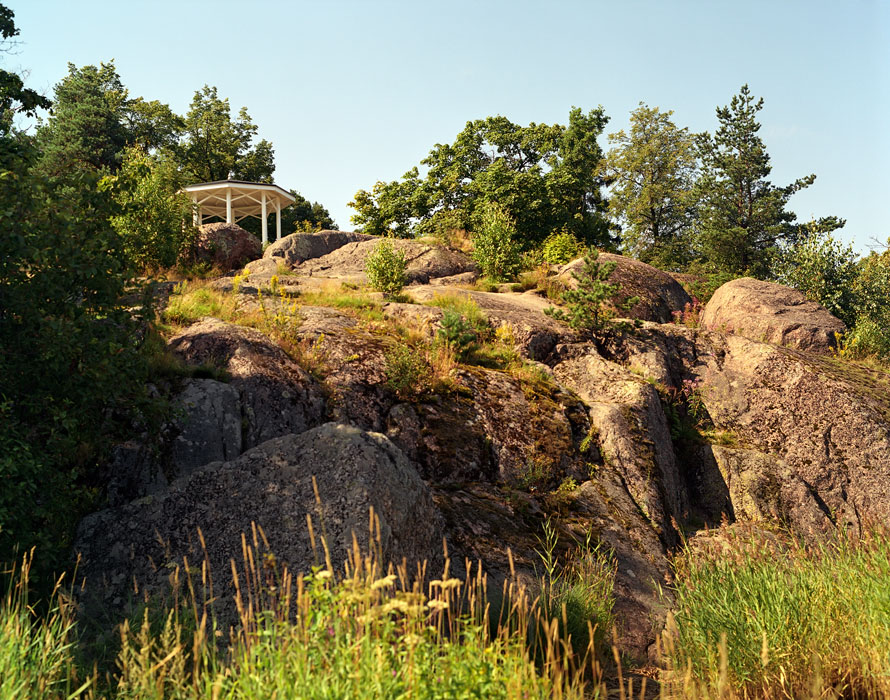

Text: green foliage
xmin=842 ymin=243 xmax=890 ymax=359
xmin=177 ymin=85 xmax=274 ymax=183
xmin=36 ymin=61 xmax=130 ymax=175
xmin=278 ymin=189 xmax=336 ymax=235
xmin=544 ymin=250 xmax=633 ymax=334
xmin=775 ymin=225 xmax=859 ymax=325
xmin=694 ymin=85 xmax=845 ymax=277
xmin=109 ymin=147 xmax=196 ymax=270
xmin=1 ymin=116 xmax=150 ymax=583
xmin=384 ymin=345 xmax=432 ymax=398
xmin=471 ymin=202 xmax=523 ymax=281
xmin=364 ymin=239 xmax=407 ymax=297
xmin=350 ymin=108 xmax=613 ymax=248
xmin=600 ymin=103 xmax=699 ymax=269
xmin=541 ymin=229 xmax=583 ymax=265
xmin=436 ymin=310 xmax=478 ymax=360
xmin=667 ymin=526 xmax=890 ymax=697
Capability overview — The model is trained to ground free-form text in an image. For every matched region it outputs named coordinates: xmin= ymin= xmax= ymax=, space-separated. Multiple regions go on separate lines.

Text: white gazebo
xmin=183 ymin=179 xmax=297 ymax=245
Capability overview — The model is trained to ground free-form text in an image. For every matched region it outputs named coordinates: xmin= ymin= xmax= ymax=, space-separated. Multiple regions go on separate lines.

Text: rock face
xmin=76 ymin=424 xmax=443 ymax=626
xmin=700 ymin=277 xmax=846 ymax=352
xmin=558 ymin=253 xmax=692 ymax=323
xmin=170 ymin=379 xmax=242 ymax=478
xmin=298 ymin=238 xmax=476 ymax=285
xmin=263 ymin=230 xmax=374 ymax=267
xmin=168 ymin=319 xmax=326 ymax=448
xmin=192 ymin=223 xmax=262 ymax=270
xmin=694 ymin=332 xmax=890 ymax=535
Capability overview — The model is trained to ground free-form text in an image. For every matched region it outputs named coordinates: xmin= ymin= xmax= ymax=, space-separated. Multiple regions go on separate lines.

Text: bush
xmin=384 ymin=345 xmax=431 ymax=397
xmin=109 ymin=147 xmax=196 ymax=271
xmin=365 ymin=239 xmax=407 ymax=297
xmin=542 ymin=229 xmax=583 ymax=265
xmin=471 ymin=202 xmax=522 ymax=282
xmin=775 ymin=227 xmax=859 ymax=325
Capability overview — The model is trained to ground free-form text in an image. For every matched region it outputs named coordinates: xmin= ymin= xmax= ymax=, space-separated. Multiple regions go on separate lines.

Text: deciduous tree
xmin=600 ymin=104 xmax=699 ymax=268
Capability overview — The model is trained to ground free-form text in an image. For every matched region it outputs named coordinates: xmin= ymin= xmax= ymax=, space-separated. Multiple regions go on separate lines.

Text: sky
xmin=7 ymin=0 xmax=890 ymax=253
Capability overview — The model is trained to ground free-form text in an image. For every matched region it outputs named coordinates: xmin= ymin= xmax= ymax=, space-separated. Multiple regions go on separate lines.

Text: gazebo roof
xmin=182 ymin=180 xmax=296 ymax=222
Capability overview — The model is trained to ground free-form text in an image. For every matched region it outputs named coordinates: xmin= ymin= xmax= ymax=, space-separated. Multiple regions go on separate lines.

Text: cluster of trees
xmin=349 ymin=86 xmax=849 ymax=279
xmin=351 ymin=86 xmax=889 ymax=355
xmin=35 ymin=63 xmax=334 ymax=269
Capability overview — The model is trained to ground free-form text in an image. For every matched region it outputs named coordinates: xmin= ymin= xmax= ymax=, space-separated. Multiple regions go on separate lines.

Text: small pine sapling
xmin=544 ymin=250 xmax=638 ymax=334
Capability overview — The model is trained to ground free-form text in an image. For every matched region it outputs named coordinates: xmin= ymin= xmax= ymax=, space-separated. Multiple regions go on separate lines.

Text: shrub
xmin=775 ymin=226 xmax=859 ymax=325
xmin=471 ymin=202 xmax=522 ymax=282
xmin=384 ymin=345 xmax=431 ymax=398
xmin=109 ymin=147 xmax=196 ymax=271
xmin=365 ymin=239 xmax=407 ymax=297
xmin=542 ymin=229 xmax=583 ymax=265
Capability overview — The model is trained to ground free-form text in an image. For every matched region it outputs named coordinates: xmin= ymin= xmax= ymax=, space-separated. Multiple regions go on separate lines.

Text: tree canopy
xmin=350 ymin=108 xmax=613 ymax=248
xmin=177 ymin=85 xmax=274 ymax=183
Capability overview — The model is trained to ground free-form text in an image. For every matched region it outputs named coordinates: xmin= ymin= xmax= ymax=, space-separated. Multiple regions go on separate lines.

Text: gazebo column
xmin=276 ymin=202 xmax=281 ymax=241
xmin=261 ymin=192 xmax=268 ymax=245
xmin=226 ymin=189 xmax=233 ymax=224
xmin=192 ymin=194 xmax=200 ymax=226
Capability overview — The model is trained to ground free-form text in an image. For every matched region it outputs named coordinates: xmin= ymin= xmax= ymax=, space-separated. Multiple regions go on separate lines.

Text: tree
xmin=279 ymin=190 xmax=336 ymax=233
xmin=544 ymin=250 xmax=635 ymax=334
xmin=108 ymin=146 xmax=195 ymax=270
xmin=694 ymin=85 xmax=844 ymax=276
xmin=350 ymin=108 xmax=613 ymax=248
xmin=0 ymin=5 xmax=50 ymax=127
xmin=599 ymin=104 xmax=699 ymax=268
xmin=177 ymin=85 xmax=274 ymax=183
xmin=37 ymin=61 xmax=130 ymax=176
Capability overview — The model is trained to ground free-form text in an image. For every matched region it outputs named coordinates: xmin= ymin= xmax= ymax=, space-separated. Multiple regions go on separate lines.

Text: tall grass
xmin=664 ymin=524 xmax=890 ymax=698
xmin=3 ymin=514 xmax=615 ymax=699
xmin=0 ymin=552 xmax=90 ymax=699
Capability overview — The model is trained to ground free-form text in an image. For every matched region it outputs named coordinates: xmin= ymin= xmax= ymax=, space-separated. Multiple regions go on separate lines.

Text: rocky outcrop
xmin=551 ymin=346 xmax=685 ymax=545
xmin=693 ymin=332 xmax=890 ymax=535
xmin=192 ymin=223 xmax=262 ymax=270
xmin=76 ymin=424 xmax=443 ymax=625
xmin=700 ymin=277 xmax=846 ymax=352
xmin=168 ymin=318 xmax=326 ymax=448
xmin=558 ymin=253 xmax=692 ymax=323
xmin=263 ymin=230 xmax=374 ymax=268
xmin=298 ymin=238 xmax=476 ymax=285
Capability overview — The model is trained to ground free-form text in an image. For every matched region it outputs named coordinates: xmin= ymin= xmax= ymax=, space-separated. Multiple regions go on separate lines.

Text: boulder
xmin=298 ymin=238 xmax=476 ymax=285
xmin=168 ymin=319 xmax=325 ymax=448
xmin=558 ymin=253 xmax=692 ymax=323
xmin=263 ymin=231 xmax=374 ymax=268
xmin=192 ymin=223 xmax=262 ymax=270
xmin=694 ymin=332 xmax=890 ymax=536
xmin=75 ymin=423 xmax=444 ymax=626
xmin=700 ymin=277 xmax=846 ymax=353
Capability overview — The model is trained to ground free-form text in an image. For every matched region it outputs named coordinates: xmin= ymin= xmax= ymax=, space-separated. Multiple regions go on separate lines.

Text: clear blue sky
xmin=8 ymin=0 xmax=889 ymax=252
